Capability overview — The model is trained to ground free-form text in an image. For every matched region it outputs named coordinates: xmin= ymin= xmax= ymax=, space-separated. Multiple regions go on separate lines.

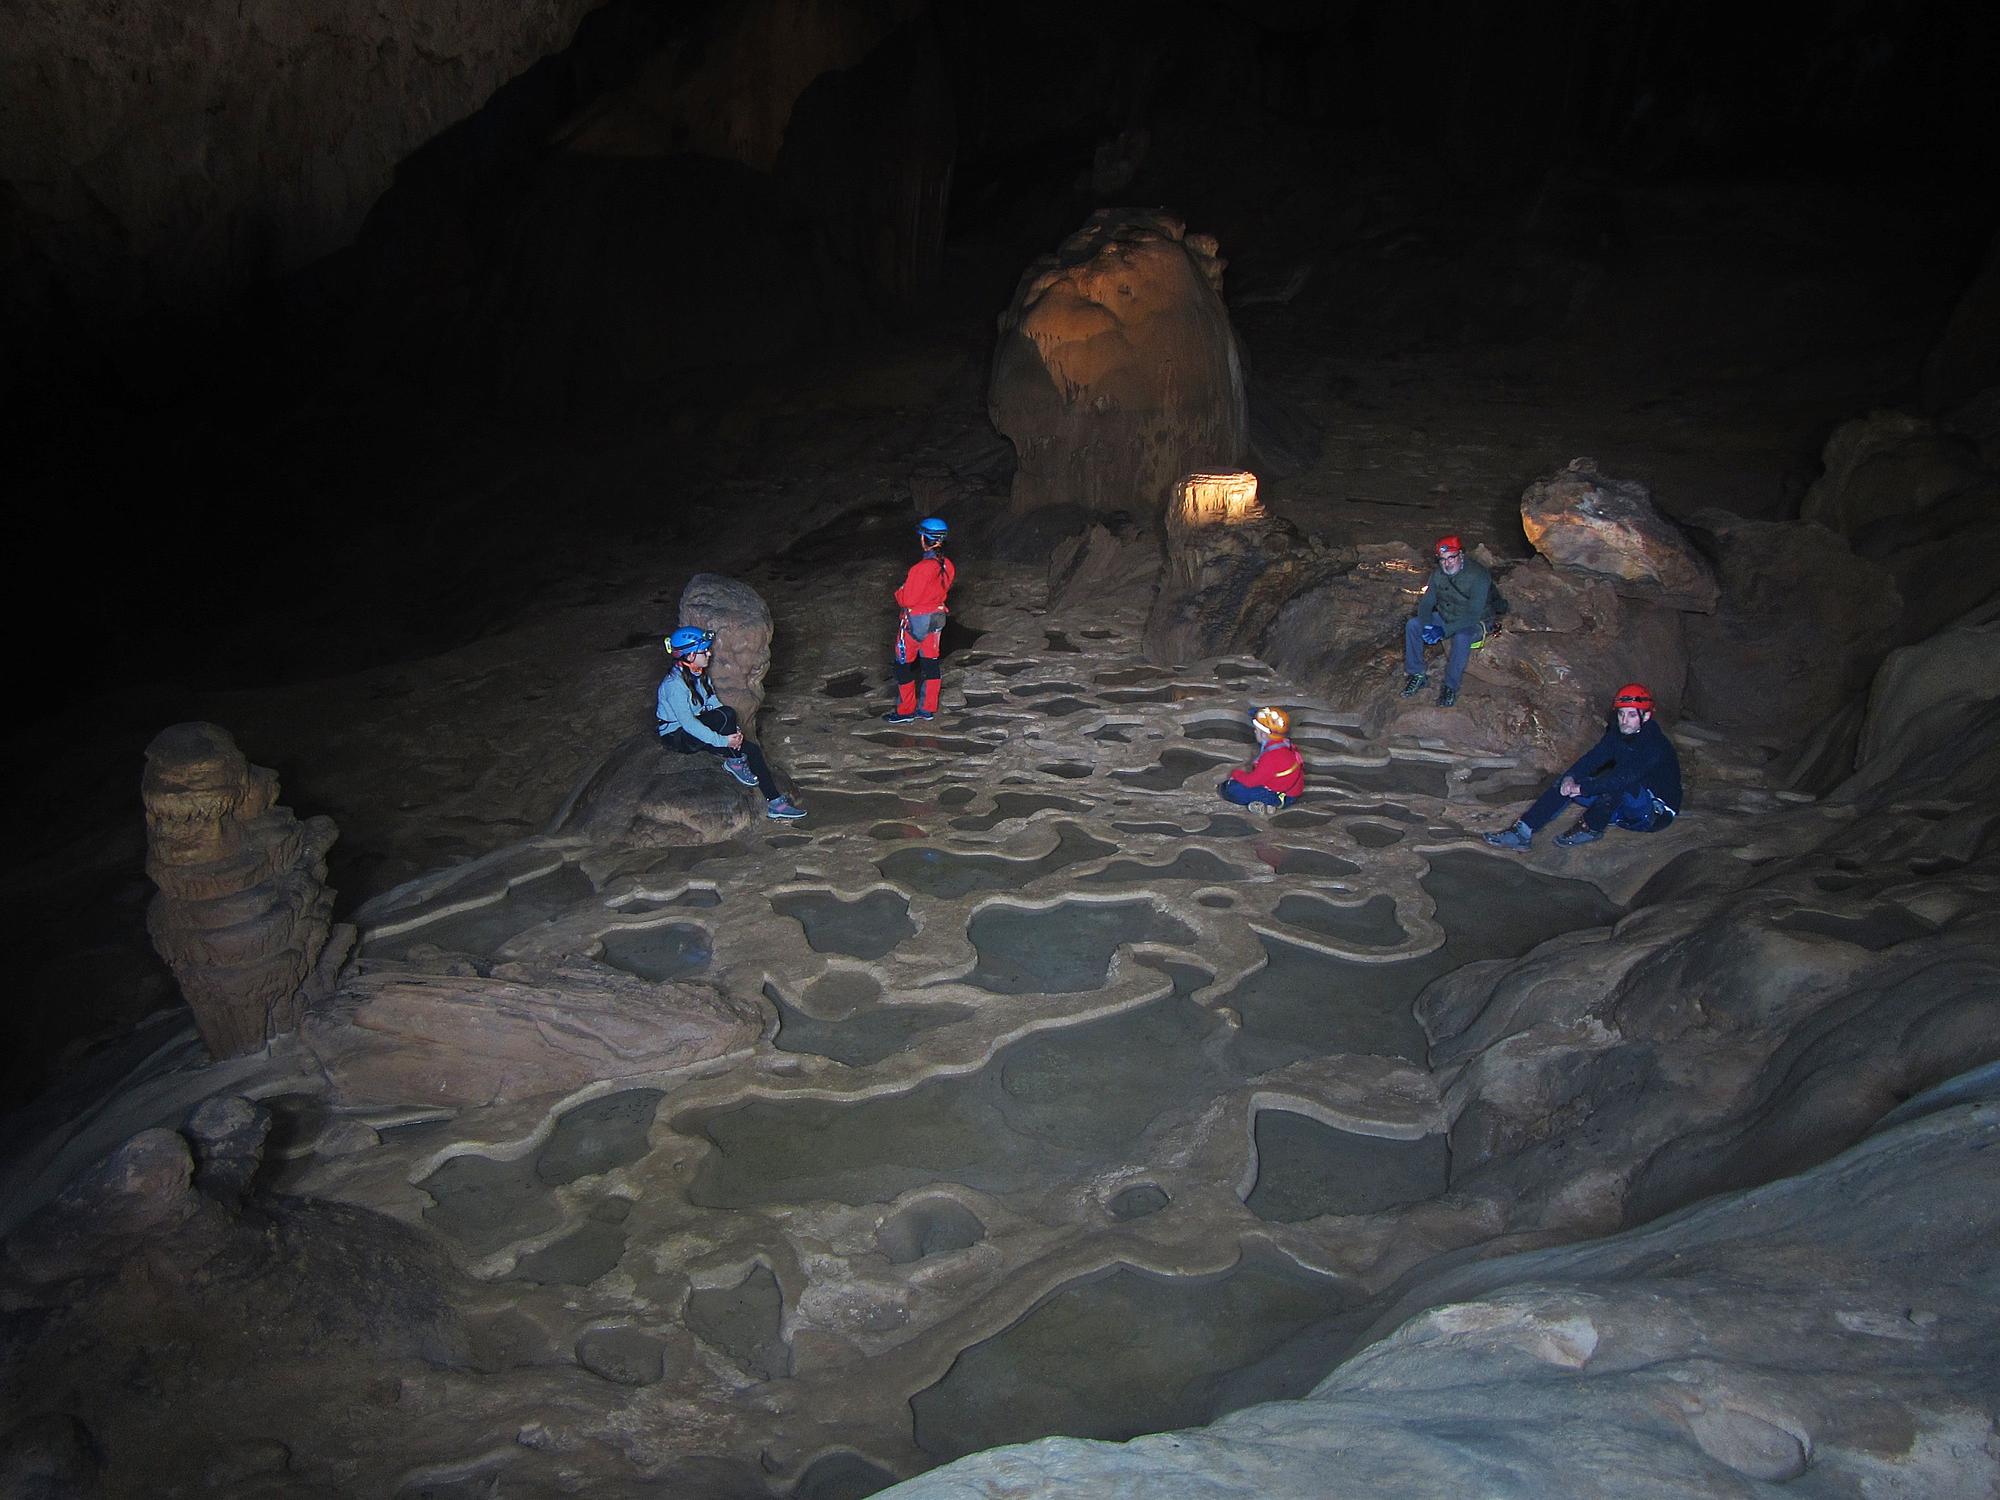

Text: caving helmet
xmin=918 ymin=516 xmax=949 ymax=546
xmin=1612 ymin=682 xmax=1655 ymax=715
xmin=1252 ymin=705 xmax=1291 ymax=738
xmin=668 ymin=626 xmax=716 ymax=658
xmin=1435 ymin=535 xmax=1464 ymax=560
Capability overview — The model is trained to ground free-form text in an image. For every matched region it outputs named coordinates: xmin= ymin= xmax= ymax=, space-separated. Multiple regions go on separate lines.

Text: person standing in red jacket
xmin=1219 ymin=706 xmax=1305 ymax=811
xmin=885 ymin=516 xmax=956 ymax=723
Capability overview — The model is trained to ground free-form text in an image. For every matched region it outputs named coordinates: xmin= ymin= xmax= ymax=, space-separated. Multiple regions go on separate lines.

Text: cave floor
xmin=227 ymin=557 xmax=1783 ymax=1495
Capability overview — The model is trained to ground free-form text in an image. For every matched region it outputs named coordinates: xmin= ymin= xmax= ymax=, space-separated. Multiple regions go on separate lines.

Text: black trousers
xmin=660 ymin=706 xmax=779 ymax=799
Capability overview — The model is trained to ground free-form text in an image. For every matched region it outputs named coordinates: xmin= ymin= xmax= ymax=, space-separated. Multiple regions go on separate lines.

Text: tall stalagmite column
xmin=142 ymin=722 xmax=339 ymax=1059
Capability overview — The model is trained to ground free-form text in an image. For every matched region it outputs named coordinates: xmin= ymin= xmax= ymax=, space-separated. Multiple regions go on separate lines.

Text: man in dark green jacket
xmin=1401 ymin=534 xmax=1496 ymax=708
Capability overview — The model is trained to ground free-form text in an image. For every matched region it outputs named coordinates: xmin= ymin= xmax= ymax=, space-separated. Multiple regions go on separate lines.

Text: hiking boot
xmin=1437 ymin=683 xmax=1459 ymax=708
xmin=1483 ymin=820 xmax=1533 ymax=849
xmin=882 ymin=709 xmax=919 ymax=724
xmin=765 ymin=795 xmax=807 ymax=821
xmin=721 ymin=754 xmax=759 ymax=787
xmin=1553 ymin=822 xmax=1603 ymax=847
xmin=1400 ymin=673 xmax=1429 ymax=698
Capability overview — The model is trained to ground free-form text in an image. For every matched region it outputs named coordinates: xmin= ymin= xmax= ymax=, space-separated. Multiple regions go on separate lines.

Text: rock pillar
xmin=142 ymin=722 xmax=339 ymax=1059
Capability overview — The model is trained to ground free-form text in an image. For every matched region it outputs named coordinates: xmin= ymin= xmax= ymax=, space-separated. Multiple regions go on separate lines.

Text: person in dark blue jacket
xmin=1485 ymin=682 xmax=1680 ymax=849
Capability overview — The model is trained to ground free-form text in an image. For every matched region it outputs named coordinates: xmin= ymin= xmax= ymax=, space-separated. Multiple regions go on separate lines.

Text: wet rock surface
xmin=14 ymin=557 xmax=1998 ymax=1497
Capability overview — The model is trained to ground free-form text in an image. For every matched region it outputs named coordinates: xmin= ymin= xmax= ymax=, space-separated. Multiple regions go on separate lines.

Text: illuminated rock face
xmin=1520 ymin=457 xmax=1720 ymax=613
xmin=990 ymin=210 xmax=1248 ymax=520
xmin=1145 ymin=470 xmax=1340 ymax=664
xmin=141 ymin=722 xmax=342 ymax=1059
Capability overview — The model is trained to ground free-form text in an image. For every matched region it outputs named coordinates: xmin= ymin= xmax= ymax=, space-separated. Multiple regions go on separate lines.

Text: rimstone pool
xmin=332 ymin=596 xmax=1633 ymax=1494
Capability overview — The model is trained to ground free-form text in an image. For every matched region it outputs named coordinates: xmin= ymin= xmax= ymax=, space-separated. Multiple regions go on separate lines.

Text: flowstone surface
xmin=63 ymin=561 xmax=1890 ymax=1499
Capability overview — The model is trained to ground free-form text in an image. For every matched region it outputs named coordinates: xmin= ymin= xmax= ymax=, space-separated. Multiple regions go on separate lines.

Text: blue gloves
xmin=1420 ymin=623 xmax=1445 ymax=646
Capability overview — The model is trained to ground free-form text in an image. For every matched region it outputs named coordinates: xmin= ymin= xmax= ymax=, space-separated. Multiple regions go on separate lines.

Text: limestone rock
xmin=2 ymin=1128 xmax=200 ymax=1286
xmin=302 ymin=961 xmax=763 ymax=1108
xmin=1047 ymin=523 xmax=1161 ymax=614
xmin=1679 ymin=511 xmax=1902 ymax=742
xmin=1144 ymin=471 xmax=1345 ymax=664
xmin=1799 ymin=409 xmax=1989 ymax=538
xmin=1262 ymin=550 xmax=1686 ymax=772
xmin=142 ymin=722 xmax=339 ymax=1059
xmin=183 ymin=1095 xmax=272 ymax=1207
xmin=5 ymin=0 xmax=601 ymax=325
xmin=1795 ymin=409 xmax=2000 ymax=643
xmin=677 ymin=573 xmax=774 ymax=728
xmin=551 ymin=733 xmax=758 ymax=848
xmin=1520 ymin=457 xmax=1719 ymax=612
xmin=990 ymin=210 xmax=1247 ymax=521
xmin=1837 ymin=599 xmax=2000 ymax=804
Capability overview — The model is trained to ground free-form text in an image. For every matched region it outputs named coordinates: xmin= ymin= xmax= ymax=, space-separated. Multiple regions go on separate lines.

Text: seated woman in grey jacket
xmin=656 ymin=627 xmax=806 ymax=821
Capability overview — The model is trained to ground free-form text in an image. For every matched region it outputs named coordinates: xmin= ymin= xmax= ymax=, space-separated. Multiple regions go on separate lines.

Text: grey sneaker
xmin=765 ymin=795 xmax=807 ymax=821
xmin=721 ymin=754 xmax=759 ymax=787
xmin=1400 ymin=673 xmax=1429 ymax=698
xmin=1483 ymin=820 xmax=1533 ymax=849
xmin=1437 ymin=683 xmax=1459 ymax=708
xmin=1553 ymin=822 xmax=1603 ymax=847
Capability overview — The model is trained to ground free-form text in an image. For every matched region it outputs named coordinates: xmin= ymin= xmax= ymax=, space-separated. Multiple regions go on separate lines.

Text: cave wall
xmin=0 ymin=0 xmax=604 ymax=353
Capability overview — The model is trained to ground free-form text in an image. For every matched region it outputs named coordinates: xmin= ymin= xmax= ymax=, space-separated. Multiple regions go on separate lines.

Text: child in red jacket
xmin=884 ymin=516 xmax=956 ymax=722
xmin=1218 ymin=706 xmax=1305 ymax=810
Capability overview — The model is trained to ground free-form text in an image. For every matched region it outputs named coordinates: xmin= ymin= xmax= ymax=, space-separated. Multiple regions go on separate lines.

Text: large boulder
xmin=142 ymin=722 xmax=348 ymax=1059
xmin=1834 ymin=599 xmax=2000 ymax=804
xmin=677 ymin=573 xmax=774 ymax=728
xmin=550 ymin=734 xmax=758 ymax=848
xmin=1679 ymin=511 xmax=1902 ymax=743
xmin=1795 ymin=409 xmax=2000 ymax=644
xmin=1 ymin=1128 xmax=202 ymax=1286
xmin=303 ymin=961 xmax=764 ymax=1108
xmin=551 ymin=573 xmax=774 ymax=847
xmin=1263 ymin=549 xmax=1687 ymax=773
xmin=990 ymin=209 xmax=1247 ymax=522
xmin=1144 ymin=471 xmax=1344 ymax=664
xmin=1520 ymin=458 xmax=1718 ymax=612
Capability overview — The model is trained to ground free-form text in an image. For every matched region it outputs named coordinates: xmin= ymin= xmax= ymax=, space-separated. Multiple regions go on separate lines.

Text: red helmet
xmin=1435 ymin=535 xmax=1463 ymax=558
xmin=1613 ymin=682 xmax=1655 ymax=713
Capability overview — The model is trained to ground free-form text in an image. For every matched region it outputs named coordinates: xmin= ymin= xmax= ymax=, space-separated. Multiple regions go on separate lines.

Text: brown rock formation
xmin=1520 ymin=457 xmax=1719 ymax=612
xmin=142 ymin=722 xmax=345 ymax=1059
xmin=1263 ymin=548 xmax=1687 ymax=772
xmin=1145 ymin=470 xmax=1344 ymax=664
xmin=1799 ymin=410 xmax=1989 ymax=539
xmin=1794 ymin=410 xmax=2000 ymax=646
xmin=679 ymin=573 xmax=775 ymax=729
xmin=551 ymin=573 xmax=775 ymax=847
xmin=4 ymin=0 xmax=600 ymax=324
xmin=304 ymin=962 xmax=763 ymax=1108
xmin=990 ymin=210 xmax=1247 ymax=521
xmin=1680 ymin=511 xmax=1902 ymax=743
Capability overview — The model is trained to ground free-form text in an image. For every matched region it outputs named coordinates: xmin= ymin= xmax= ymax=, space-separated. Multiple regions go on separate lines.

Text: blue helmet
xmin=917 ymin=516 xmax=949 ymax=543
xmin=667 ymin=626 xmax=716 ymax=656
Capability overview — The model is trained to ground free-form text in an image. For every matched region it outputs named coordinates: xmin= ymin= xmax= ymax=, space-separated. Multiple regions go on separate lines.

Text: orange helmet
xmin=1252 ymin=706 xmax=1290 ymax=737
xmin=1613 ymin=682 xmax=1655 ymax=714
xmin=1435 ymin=535 xmax=1464 ymax=559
